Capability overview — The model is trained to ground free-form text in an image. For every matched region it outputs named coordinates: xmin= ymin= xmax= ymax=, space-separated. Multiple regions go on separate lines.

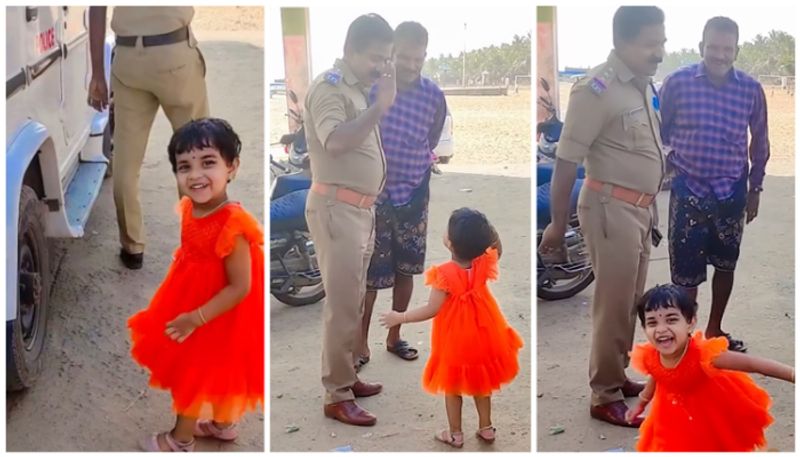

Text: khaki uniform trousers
xmin=111 ymin=40 xmax=209 ymax=254
xmin=577 ymin=184 xmax=652 ymax=406
xmin=305 ymin=191 xmax=376 ymax=405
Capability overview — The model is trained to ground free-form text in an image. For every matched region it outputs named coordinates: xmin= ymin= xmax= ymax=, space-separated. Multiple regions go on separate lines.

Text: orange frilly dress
xmin=422 ymin=248 xmax=523 ymax=396
xmin=128 ymin=197 xmax=264 ymax=423
xmin=631 ymin=332 xmax=773 ymax=452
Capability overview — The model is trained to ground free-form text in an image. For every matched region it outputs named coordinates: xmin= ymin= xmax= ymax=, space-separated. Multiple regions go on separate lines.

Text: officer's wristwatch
xmin=750 ymin=185 xmax=764 ymax=193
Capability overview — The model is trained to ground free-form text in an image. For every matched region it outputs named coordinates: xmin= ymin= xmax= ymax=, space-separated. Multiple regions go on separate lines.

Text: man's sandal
xmin=139 ymin=431 xmax=196 ymax=452
xmin=434 ymin=429 xmax=464 ymax=448
xmin=476 ymin=425 xmax=497 ymax=444
xmin=194 ymin=420 xmax=238 ymax=441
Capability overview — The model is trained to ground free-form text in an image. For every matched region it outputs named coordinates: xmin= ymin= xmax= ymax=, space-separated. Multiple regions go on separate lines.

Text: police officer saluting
xmin=538 ymin=6 xmax=666 ymax=427
xmin=304 ymin=14 xmax=395 ymax=426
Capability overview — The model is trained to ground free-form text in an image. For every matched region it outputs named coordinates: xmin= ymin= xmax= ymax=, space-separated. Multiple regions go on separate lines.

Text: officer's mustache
xmin=648 ymin=57 xmax=663 ymax=64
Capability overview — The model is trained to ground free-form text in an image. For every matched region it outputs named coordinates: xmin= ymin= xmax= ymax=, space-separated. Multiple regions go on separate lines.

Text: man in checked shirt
xmin=660 ymin=16 xmax=770 ymax=353
xmin=356 ymin=21 xmax=447 ymax=369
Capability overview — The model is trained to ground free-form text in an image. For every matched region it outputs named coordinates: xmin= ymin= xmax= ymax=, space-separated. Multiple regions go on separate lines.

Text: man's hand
xmin=88 ymin=76 xmax=109 ymax=112
xmin=746 ymin=190 xmax=760 ymax=224
xmin=165 ymin=311 xmax=202 ymax=343
xmin=374 ymin=61 xmax=396 ymax=113
xmin=538 ymin=223 xmax=568 ymax=263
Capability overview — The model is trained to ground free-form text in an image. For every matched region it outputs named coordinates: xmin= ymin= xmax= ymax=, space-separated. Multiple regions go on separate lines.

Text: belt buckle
xmin=635 ymin=193 xmax=646 ymax=206
xmin=358 ymin=195 xmax=367 ymax=208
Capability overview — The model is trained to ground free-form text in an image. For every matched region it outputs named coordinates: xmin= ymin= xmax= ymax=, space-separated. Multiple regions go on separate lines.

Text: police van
xmin=6 ymin=6 xmax=113 ymax=390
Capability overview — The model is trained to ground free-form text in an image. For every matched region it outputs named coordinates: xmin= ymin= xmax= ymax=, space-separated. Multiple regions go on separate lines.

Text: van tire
xmin=7 ymin=186 xmax=50 ymax=391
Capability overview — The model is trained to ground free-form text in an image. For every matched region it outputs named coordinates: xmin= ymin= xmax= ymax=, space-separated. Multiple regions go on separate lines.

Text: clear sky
xmin=556 ymin=4 xmax=796 ymax=69
xmin=269 ymin=6 xmax=533 ymax=81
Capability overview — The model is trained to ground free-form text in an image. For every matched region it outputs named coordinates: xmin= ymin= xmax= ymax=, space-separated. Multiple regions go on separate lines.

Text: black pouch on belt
xmin=651 ymin=227 xmax=663 ymax=247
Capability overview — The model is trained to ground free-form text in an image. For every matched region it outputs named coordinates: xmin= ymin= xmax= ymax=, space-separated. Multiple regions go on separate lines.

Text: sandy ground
xmin=538 ymin=80 xmax=795 ymax=452
xmin=537 ymin=177 xmax=795 ymax=451
xmin=6 ymin=19 xmax=265 ymax=451
xmin=270 ymin=172 xmax=531 ymax=452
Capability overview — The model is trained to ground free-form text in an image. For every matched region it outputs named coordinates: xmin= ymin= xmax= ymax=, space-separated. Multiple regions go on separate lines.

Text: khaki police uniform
xmin=110 ymin=6 xmax=210 ymax=254
xmin=304 ymin=59 xmax=387 ymax=405
xmin=557 ymin=51 xmax=664 ymax=406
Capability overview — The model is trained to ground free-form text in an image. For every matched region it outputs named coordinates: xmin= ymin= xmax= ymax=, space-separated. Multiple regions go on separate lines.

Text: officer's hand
xmin=746 ymin=190 xmax=760 ymax=224
xmin=538 ymin=223 xmax=567 ymax=263
xmin=88 ymin=76 xmax=109 ymax=112
xmin=375 ymin=61 xmax=396 ymax=113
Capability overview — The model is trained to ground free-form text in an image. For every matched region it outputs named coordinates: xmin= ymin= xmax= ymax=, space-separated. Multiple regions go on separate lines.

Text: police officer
xmin=304 ymin=14 xmax=395 ymax=426
xmin=538 ymin=6 xmax=666 ymax=427
xmin=88 ymin=7 xmax=209 ymax=270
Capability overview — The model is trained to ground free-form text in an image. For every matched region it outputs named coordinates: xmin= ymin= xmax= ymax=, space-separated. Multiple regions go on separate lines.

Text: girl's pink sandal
xmin=139 ymin=431 xmax=196 ymax=452
xmin=476 ymin=425 xmax=497 ymax=443
xmin=434 ymin=429 xmax=464 ymax=448
xmin=194 ymin=420 xmax=238 ymax=441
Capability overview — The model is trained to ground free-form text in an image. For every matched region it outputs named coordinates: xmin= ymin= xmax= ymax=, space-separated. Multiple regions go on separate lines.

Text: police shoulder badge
xmin=589 ymin=65 xmax=615 ymax=96
xmin=324 ymin=69 xmax=342 ymax=85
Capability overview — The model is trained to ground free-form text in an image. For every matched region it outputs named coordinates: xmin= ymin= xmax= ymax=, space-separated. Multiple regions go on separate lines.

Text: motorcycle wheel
xmin=272 ymin=283 xmax=325 ymax=306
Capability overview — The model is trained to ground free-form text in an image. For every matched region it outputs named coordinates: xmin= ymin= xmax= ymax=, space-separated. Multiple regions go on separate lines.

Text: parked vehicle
xmin=536 ymin=78 xmax=594 ymax=301
xmin=269 ymin=91 xmax=324 ymax=306
xmin=6 ymin=6 xmax=113 ymax=390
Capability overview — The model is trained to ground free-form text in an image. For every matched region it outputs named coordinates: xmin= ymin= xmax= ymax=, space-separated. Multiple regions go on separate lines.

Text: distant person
xmin=626 ymin=284 xmax=793 ymax=451
xmin=538 ymin=6 xmax=666 ymax=427
xmin=88 ymin=6 xmax=210 ymax=270
xmin=128 ymin=119 xmax=264 ymax=451
xmin=357 ymin=21 xmax=448 ymax=371
xmin=660 ymin=16 xmax=770 ymax=353
xmin=380 ymin=208 xmax=522 ymax=448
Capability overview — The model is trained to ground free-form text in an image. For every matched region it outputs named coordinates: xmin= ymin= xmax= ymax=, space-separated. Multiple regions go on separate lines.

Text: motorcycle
xmin=536 ymin=77 xmax=595 ymax=301
xmin=269 ymin=91 xmax=325 ymax=306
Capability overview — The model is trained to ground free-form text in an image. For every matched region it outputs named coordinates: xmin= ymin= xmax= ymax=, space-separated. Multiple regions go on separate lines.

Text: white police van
xmin=6 ymin=6 xmax=113 ymax=390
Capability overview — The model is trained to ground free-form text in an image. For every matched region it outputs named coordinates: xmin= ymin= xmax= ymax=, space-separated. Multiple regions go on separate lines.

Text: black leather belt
xmin=115 ymin=26 xmax=189 ymax=47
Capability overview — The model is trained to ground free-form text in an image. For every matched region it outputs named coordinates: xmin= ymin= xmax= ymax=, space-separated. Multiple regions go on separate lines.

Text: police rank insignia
xmin=589 ymin=65 xmax=615 ymax=95
xmin=324 ymin=69 xmax=342 ymax=85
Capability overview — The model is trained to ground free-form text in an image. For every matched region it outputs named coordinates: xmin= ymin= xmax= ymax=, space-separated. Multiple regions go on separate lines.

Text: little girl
xmin=128 ymin=118 xmax=264 ymax=452
xmin=380 ymin=208 xmax=523 ymax=448
xmin=627 ymin=284 xmax=794 ymax=451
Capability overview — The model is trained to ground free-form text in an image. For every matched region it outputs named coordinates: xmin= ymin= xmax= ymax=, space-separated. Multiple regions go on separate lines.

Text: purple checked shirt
xmin=370 ymin=76 xmax=446 ymax=206
xmin=660 ymin=62 xmax=770 ymax=199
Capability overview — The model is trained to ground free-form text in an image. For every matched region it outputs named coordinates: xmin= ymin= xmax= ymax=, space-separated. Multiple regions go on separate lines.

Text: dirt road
xmin=537 ymin=176 xmax=795 ymax=452
xmin=270 ymin=172 xmax=532 ymax=452
xmin=6 ymin=30 xmax=265 ymax=451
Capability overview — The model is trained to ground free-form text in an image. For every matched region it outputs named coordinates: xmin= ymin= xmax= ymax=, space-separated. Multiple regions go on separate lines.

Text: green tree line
xmin=422 ymin=33 xmax=531 ymax=87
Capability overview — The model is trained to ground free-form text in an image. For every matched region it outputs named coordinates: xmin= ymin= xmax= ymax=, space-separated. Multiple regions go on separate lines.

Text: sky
xmin=557 ymin=4 xmax=796 ymax=69
xmin=268 ymin=6 xmax=533 ymax=81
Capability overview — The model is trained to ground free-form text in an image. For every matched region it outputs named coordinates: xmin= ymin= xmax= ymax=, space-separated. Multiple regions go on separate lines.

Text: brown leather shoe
xmin=621 ymin=379 xmax=645 ymax=398
xmin=590 ymin=400 xmax=642 ymax=428
xmin=323 ymin=400 xmax=377 ymax=426
xmin=352 ymin=380 xmax=382 ymax=398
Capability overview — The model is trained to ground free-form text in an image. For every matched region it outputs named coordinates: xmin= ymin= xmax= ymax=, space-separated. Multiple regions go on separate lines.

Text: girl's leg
xmin=445 ymin=394 xmax=463 ymax=433
xmin=172 ymin=415 xmax=197 ymax=443
xmin=435 ymin=395 xmax=464 ymax=447
xmin=473 ymin=395 xmax=492 ymax=429
xmin=473 ymin=395 xmax=496 ymax=443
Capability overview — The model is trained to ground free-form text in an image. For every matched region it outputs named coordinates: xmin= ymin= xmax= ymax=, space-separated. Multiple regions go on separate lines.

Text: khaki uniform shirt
xmin=557 ymin=51 xmax=664 ymax=195
xmin=305 ymin=59 xmax=386 ymax=196
xmin=111 ymin=7 xmax=195 ymax=41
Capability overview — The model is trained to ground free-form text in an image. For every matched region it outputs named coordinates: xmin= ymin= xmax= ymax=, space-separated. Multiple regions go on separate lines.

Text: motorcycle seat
xmin=271 ymin=189 xmax=309 ymax=232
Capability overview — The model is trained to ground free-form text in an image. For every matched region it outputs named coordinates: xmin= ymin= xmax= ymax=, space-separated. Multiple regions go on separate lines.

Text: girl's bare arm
xmin=713 ymin=351 xmax=794 ymax=383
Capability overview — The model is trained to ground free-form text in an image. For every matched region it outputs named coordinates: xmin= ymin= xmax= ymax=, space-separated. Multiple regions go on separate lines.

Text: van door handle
xmin=26 ymin=6 xmax=38 ymax=22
